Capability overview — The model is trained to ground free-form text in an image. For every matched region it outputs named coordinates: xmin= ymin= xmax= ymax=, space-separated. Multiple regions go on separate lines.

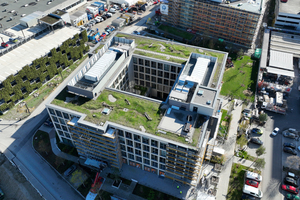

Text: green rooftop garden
xmin=134 ymin=50 xmax=187 ymax=65
xmin=116 ymin=33 xmax=226 ymax=88
xmin=158 ymin=24 xmax=195 ymax=40
xmin=52 ymin=89 xmax=163 ymax=134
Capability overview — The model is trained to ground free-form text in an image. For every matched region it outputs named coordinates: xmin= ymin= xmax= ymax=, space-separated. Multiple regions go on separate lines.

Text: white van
xmin=109 ymin=8 xmax=116 ymax=13
xmin=243 ymin=184 xmax=263 ymax=198
xmin=245 ymin=171 xmax=262 ymax=182
xmin=113 ymin=5 xmax=119 ymax=9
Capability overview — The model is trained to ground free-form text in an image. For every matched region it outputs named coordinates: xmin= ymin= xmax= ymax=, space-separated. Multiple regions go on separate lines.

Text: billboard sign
xmin=160 ymin=4 xmax=168 ymax=15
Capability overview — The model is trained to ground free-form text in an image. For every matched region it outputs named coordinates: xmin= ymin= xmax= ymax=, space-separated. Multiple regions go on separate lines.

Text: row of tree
xmin=0 ymin=30 xmax=88 ymax=113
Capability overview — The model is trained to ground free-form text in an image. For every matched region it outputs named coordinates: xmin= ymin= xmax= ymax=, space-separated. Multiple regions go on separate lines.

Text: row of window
xmin=122 ymin=150 xmax=166 ymax=162
xmin=123 ymin=152 xmax=166 ymax=169
xmin=132 ymin=57 xmax=181 ymax=73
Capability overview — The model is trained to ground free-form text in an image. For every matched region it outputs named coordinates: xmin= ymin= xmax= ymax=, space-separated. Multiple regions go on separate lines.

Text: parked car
xmin=241 ymin=194 xmax=260 ymax=200
xmin=106 ymin=12 xmax=112 ymax=18
xmin=9 ymin=38 xmax=18 ymax=43
xmin=251 ymin=128 xmax=263 ymax=134
xmin=1 ymin=42 xmax=8 ymax=48
xmin=89 ymin=20 xmax=96 ymax=26
xmin=44 ymin=120 xmax=54 ymax=127
xmin=64 ymin=165 xmax=77 ymax=177
xmin=284 ymin=177 xmax=298 ymax=187
xmin=288 ymin=172 xmax=299 ymax=180
xmin=95 ymin=16 xmax=103 ymax=23
xmin=109 ymin=8 xmax=116 ymax=13
xmin=284 ymin=143 xmax=296 ymax=149
xmin=245 ymin=179 xmax=259 ymax=188
xmin=250 ymin=137 xmax=263 ymax=145
xmin=132 ymin=31 xmax=140 ymax=35
xmin=282 ymin=184 xmax=299 ymax=194
xmin=271 ymin=127 xmax=279 ymax=136
xmin=283 ymin=132 xmax=296 ymax=139
xmin=283 ymin=147 xmax=297 ymax=155
xmin=286 ymin=194 xmax=300 ymax=200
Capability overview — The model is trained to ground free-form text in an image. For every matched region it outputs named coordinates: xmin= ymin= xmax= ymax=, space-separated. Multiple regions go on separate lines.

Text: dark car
xmin=284 ymin=147 xmax=297 ymax=155
xmin=285 ymin=177 xmax=299 ymax=187
xmin=105 ymin=14 xmax=111 ymax=18
xmin=64 ymin=165 xmax=77 ymax=177
xmin=251 ymin=128 xmax=263 ymax=134
xmin=283 ymin=132 xmax=296 ymax=139
xmin=284 ymin=143 xmax=296 ymax=149
xmin=101 ymin=15 xmax=107 ymax=20
xmin=241 ymin=193 xmax=260 ymax=200
xmin=250 ymin=137 xmax=263 ymax=145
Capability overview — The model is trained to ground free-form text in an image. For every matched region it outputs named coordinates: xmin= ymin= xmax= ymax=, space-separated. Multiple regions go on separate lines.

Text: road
xmin=0 ymin=5 xmax=158 ymax=200
xmin=261 ymin=62 xmax=300 ymax=200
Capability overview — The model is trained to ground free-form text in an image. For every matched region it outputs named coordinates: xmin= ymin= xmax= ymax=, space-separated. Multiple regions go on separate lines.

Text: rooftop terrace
xmin=278 ymin=0 xmax=300 ymax=14
xmin=115 ymin=33 xmax=226 ymax=88
xmin=52 ymin=88 xmax=203 ymax=147
xmin=221 ymin=0 xmax=263 ymax=14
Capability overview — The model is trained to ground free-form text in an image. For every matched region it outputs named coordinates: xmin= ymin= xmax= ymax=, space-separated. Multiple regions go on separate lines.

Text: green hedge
xmin=0 ymin=30 xmax=89 ymax=113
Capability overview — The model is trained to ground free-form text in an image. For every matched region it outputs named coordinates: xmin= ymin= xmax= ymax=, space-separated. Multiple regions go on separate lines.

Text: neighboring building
xmin=46 ymin=32 xmax=227 ymax=186
xmin=275 ymin=0 xmax=300 ymax=30
xmin=161 ymin=0 xmax=266 ymax=48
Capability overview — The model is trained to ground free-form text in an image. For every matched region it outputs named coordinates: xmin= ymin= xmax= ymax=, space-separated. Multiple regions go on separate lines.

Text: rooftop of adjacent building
xmin=278 ymin=0 xmax=300 ymax=14
xmin=0 ymin=0 xmax=71 ymax=29
xmin=220 ymin=0 xmax=263 ymax=14
xmin=0 ymin=25 xmax=80 ymax=82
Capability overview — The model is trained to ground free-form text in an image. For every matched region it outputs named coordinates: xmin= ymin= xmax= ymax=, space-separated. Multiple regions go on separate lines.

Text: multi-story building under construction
xmin=46 ymin=32 xmax=227 ymax=187
xmin=161 ymin=0 xmax=266 ymax=48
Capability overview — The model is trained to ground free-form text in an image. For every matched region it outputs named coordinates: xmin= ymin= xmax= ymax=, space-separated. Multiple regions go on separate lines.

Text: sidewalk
xmin=233 ymin=156 xmax=255 ymax=168
xmin=215 ymin=99 xmax=243 ymax=200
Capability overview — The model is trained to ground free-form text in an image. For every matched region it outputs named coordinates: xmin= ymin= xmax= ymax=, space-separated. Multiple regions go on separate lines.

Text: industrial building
xmin=46 ymin=32 xmax=228 ymax=186
xmin=160 ymin=0 xmax=266 ymax=48
xmin=274 ymin=0 xmax=300 ymax=30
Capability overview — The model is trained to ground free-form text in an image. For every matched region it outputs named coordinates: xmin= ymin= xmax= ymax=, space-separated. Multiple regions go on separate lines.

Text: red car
xmin=245 ymin=179 xmax=259 ymax=188
xmin=153 ymin=1 xmax=158 ymax=4
xmin=282 ymin=184 xmax=299 ymax=194
xmin=1 ymin=42 xmax=8 ymax=48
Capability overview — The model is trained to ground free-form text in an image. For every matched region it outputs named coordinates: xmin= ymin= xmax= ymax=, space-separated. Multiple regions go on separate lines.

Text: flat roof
xmin=266 ymin=67 xmax=295 ymax=77
xmin=39 ymin=15 xmax=61 ymax=25
xmin=51 ymin=10 xmax=67 ymax=17
xmin=221 ymin=0 xmax=263 ymax=14
xmin=0 ymin=0 xmax=71 ymax=29
xmin=278 ymin=0 xmax=300 ymax=14
xmin=270 ymin=31 xmax=300 ymax=58
xmin=269 ymin=50 xmax=293 ymax=71
xmin=0 ymin=26 xmax=80 ymax=82
xmin=192 ymin=87 xmax=217 ymax=108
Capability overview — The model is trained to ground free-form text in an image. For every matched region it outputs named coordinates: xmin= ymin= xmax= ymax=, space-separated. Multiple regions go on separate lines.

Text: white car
xmin=95 ymin=17 xmax=103 ymax=23
xmin=271 ymin=127 xmax=279 ymax=136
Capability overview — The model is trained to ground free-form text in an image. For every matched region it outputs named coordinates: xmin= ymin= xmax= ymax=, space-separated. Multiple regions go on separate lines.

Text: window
xmin=55 ymin=123 xmax=61 ymax=129
xmin=139 ymin=73 xmax=144 ymax=79
xmin=58 ymin=130 xmax=64 ymax=136
xmin=160 ymin=143 xmax=166 ymax=150
xmin=151 ymin=83 xmax=156 ymax=89
xmin=160 ymin=150 xmax=166 ymax=157
xmin=151 ymin=155 xmax=157 ymax=161
xmin=55 ymin=110 xmax=62 ymax=117
xmin=145 ymin=60 xmax=150 ymax=66
xmin=158 ymin=71 xmax=163 ymax=77
xmin=151 ymin=76 xmax=156 ymax=82
xmin=152 ymin=161 xmax=158 ymax=168
xmin=65 ymin=132 xmax=70 ymax=138
xmin=171 ymin=74 xmax=176 ymax=80
xmin=128 ymin=153 xmax=134 ymax=160
xmin=127 ymin=140 xmax=133 ymax=146
xmin=134 ymin=72 xmax=138 ymax=78
xmin=63 ymin=112 xmax=69 ymax=119
xmin=118 ymin=130 xmax=124 ymax=137
xmin=152 ymin=148 xmax=158 ymax=154
xmin=119 ymin=137 xmax=125 ymax=144
xmin=126 ymin=132 xmax=132 ymax=139
xmin=139 ymin=66 xmax=144 ymax=72
xmin=133 ymin=57 xmax=137 ymax=64
xmin=160 ymin=157 xmax=166 ymax=163
xmin=136 ymin=156 xmax=142 ymax=162
xmin=158 ymin=78 xmax=162 ymax=84
xmin=143 ymin=145 xmax=150 ymax=152
xmin=164 ymin=72 xmax=169 ymax=79
xmin=143 ymin=152 xmax=149 ymax=158
xmin=62 ymin=125 xmax=68 ymax=131
xmin=134 ymin=65 xmax=138 ymax=71
xmin=59 ymin=118 xmax=65 ymax=125
xmin=151 ymin=140 xmax=158 ymax=147
xmin=146 ymin=68 xmax=150 ymax=74
xmin=151 ymin=69 xmax=156 ymax=75
xmin=144 ymin=159 xmax=150 ymax=165
xmin=164 ymin=79 xmax=169 ymax=86
xmin=48 ymin=108 xmax=55 ymax=115
xmin=120 ymin=145 xmax=126 ymax=150
xmin=122 ymin=151 xmax=127 ymax=157
xmin=139 ymin=58 xmax=143 ymax=65
xmin=151 ymin=61 xmax=156 ymax=68
xmin=52 ymin=116 xmax=58 ymax=123
xmin=135 ymin=142 xmax=141 ymax=149
xmin=160 ymin=164 xmax=166 ymax=170
xmin=146 ymin=82 xmax=150 ymax=87
xmin=135 ymin=149 xmax=141 ymax=155
xmin=134 ymin=134 xmax=141 ymax=142
xmin=143 ymin=137 xmax=149 ymax=144
xmin=158 ymin=63 xmax=163 ymax=69
xmin=164 ymin=64 xmax=170 ymax=71
xmin=171 ymin=66 xmax=177 ymax=72
xmin=145 ymin=75 xmax=150 ymax=81
xmin=127 ymin=147 xmax=133 ymax=153
xmin=140 ymin=80 xmax=144 ymax=86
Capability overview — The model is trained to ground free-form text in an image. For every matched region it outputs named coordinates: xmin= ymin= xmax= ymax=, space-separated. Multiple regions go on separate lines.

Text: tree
xmin=112 ymin=168 xmax=121 ymax=183
xmin=285 ymin=156 xmax=300 ymax=170
xmin=258 ymin=113 xmax=268 ymax=123
xmin=147 ymin=189 xmax=155 ymax=200
xmin=38 ymin=140 xmax=50 ymax=155
xmin=237 ymin=135 xmax=248 ymax=150
xmin=256 ymin=146 xmax=266 ymax=157
xmin=237 ymin=48 xmax=244 ymax=58
xmin=254 ymin=158 xmax=266 ymax=170
xmin=208 ymin=39 xmax=215 ymax=49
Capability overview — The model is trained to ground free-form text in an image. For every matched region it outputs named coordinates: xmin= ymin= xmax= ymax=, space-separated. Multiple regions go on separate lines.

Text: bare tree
xmin=285 ymin=156 xmax=300 ymax=170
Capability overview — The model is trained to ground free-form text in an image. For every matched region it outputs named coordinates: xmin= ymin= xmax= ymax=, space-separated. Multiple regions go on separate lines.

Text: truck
xmin=88 ymin=32 xmax=100 ymax=41
xmin=120 ymin=15 xmax=130 ymax=24
xmin=91 ymin=2 xmax=105 ymax=12
xmin=124 ymin=13 xmax=135 ymax=20
xmin=261 ymin=102 xmax=286 ymax=115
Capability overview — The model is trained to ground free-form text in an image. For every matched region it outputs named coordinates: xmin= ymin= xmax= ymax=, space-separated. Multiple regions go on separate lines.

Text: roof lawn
xmin=133 ymin=50 xmax=187 ymax=65
xmin=116 ymin=33 xmax=226 ymax=88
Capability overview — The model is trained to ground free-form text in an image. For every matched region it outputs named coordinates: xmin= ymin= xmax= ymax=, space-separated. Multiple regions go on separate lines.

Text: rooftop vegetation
xmin=158 ymin=25 xmax=195 ymax=40
xmin=116 ymin=33 xmax=226 ymax=87
xmin=133 ymin=50 xmax=187 ymax=65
